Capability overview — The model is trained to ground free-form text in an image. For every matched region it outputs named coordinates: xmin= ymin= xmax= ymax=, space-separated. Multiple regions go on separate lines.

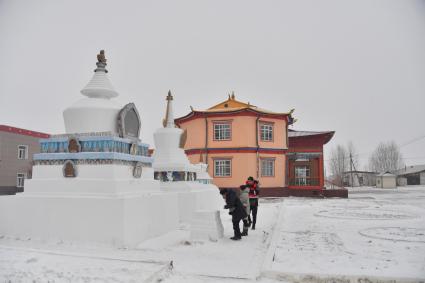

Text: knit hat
xmin=247 ymin=176 xmax=254 ymax=181
xmin=219 ymin=188 xmax=228 ymax=195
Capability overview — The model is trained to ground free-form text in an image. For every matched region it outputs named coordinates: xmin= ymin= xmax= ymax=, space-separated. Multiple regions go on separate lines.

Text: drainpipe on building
xmin=256 ymin=115 xmax=260 ymax=179
xmin=204 ymin=116 xmax=208 ymax=165
xmin=285 ymin=119 xmax=289 ymax=187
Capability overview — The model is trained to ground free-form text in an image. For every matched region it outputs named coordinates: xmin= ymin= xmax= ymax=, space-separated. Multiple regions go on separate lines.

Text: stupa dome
xmin=63 ymin=50 xmax=122 ymax=134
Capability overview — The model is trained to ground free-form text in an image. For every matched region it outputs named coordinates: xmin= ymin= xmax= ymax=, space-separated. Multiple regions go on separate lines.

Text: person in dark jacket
xmin=220 ymin=188 xmax=248 ymax=240
xmin=246 ymin=176 xmax=260 ymax=230
xmin=239 ymin=185 xmax=250 ymax=236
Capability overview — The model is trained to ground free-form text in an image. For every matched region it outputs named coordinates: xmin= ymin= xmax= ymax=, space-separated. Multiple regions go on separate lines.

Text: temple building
xmin=175 ymin=94 xmax=339 ymax=197
xmin=287 ymin=129 xmax=335 ymax=197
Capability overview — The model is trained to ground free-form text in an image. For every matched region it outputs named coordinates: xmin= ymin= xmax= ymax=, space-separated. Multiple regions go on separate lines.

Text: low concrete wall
xmin=323 ymin=189 xmax=348 ymax=198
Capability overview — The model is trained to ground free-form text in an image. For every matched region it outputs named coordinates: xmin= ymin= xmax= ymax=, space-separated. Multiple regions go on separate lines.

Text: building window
xmin=17 ymin=145 xmax=28 ymax=160
xmin=295 ymin=165 xmax=310 ymax=186
xmin=16 ymin=173 xmax=25 ymax=188
xmin=214 ymin=159 xmax=231 ymax=177
xmin=260 ymin=123 xmax=273 ymax=141
xmin=261 ymin=159 xmax=275 ymax=177
xmin=213 ymin=123 xmax=231 ymax=140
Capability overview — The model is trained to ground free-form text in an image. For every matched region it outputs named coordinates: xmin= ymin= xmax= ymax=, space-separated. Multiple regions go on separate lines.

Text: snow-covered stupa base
xmin=0 ymin=190 xmax=179 ymax=248
xmin=160 ymin=182 xmax=223 ymax=222
xmin=25 ymin=164 xmax=157 ymax=196
xmin=191 ymin=210 xmax=224 ymax=241
xmin=0 ymin=163 xmax=181 ymax=247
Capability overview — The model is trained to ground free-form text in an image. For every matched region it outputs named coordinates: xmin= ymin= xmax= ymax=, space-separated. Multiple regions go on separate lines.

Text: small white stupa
xmin=0 ymin=51 xmax=180 ymax=247
xmin=152 ymin=92 xmax=224 ymax=241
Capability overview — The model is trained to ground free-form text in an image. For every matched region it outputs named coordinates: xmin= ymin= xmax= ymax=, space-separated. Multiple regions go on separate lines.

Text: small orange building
xmin=175 ymin=94 xmax=337 ymax=197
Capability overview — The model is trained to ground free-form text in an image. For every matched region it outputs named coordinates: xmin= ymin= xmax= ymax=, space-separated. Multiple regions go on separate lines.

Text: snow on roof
xmin=395 ymin=165 xmax=425 ymax=176
xmin=377 ymin=172 xmax=396 ymax=177
xmin=288 ymin=130 xmax=334 ymax=137
xmin=344 ymin=170 xmax=377 ymax=174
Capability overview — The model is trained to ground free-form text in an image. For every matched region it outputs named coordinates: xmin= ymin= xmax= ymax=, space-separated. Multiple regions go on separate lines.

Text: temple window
xmin=260 ymin=122 xmax=273 ymax=141
xmin=213 ymin=122 xmax=231 ymax=141
xmin=17 ymin=145 xmax=28 ymax=159
xmin=261 ymin=158 xmax=275 ymax=177
xmin=16 ymin=173 xmax=25 ymax=187
xmin=295 ymin=165 xmax=311 ymax=186
xmin=214 ymin=159 xmax=231 ymax=177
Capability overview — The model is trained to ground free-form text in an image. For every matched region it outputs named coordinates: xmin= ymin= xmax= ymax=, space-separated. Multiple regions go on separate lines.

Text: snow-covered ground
xmin=1 ymin=187 xmax=424 ymax=282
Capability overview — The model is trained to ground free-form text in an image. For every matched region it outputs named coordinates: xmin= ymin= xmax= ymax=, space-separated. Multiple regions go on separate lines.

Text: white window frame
xmin=260 ymin=123 xmax=273 ymax=141
xmin=261 ymin=158 xmax=275 ymax=177
xmin=213 ymin=123 xmax=231 ymax=141
xmin=17 ymin=145 xmax=28 ymax=160
xmin=16 ymin=173 xmax=26 ymax=188
xmin=214 ymin=159 xmax=231 ymax=177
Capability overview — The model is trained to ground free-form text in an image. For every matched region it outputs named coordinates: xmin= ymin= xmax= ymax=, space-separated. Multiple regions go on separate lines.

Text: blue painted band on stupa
xmin=34 ymin=152 xmax=153 ymax=163
xmin=39 ymin=136 xmax=150 ymax=156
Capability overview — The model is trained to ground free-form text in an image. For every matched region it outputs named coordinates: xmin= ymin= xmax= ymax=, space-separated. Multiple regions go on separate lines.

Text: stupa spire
xmin=80 ymin=50 xmax=118 ymax=99
xmin=164 ymin=90 xmax=175 ymax=128
xmin=95 ymin=50 xmax=108 ymax=73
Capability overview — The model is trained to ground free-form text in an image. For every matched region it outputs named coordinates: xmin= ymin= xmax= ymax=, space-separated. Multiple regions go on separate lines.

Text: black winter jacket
xmin=224 ymin=189 xmax=248 ymax=221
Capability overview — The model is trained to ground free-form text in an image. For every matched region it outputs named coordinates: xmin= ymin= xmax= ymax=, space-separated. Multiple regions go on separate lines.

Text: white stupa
xmin=153 ymin=91 xmax=197 ymax=181
xmin=0 ymin=51 xmax=180 ymax=247
xmin=152 ymin=92 xmax=224 ymax=240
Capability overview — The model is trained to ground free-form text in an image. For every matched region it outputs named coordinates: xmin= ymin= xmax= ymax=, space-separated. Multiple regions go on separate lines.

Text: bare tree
xmin=369 ymin=141 xmax=404 ymax=173
xmin=329 ymin=145 xmax=348 ymax=186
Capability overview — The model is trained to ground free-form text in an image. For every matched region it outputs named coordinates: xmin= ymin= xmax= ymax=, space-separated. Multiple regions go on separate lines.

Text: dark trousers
xmin=250 ymin=205 xmax=258 ymax=226
xmin=242 ymin=218 xmax=249 ymax=228
xmin=232 ymin=218 xmax=242 ymax=238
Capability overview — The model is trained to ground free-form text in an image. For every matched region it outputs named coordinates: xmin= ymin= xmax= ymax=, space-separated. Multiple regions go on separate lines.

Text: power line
xmin=399 ymin=134 xmax=425 ymax=148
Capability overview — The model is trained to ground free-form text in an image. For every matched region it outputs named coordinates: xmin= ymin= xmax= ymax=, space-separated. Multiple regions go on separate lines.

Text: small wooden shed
xmin=376 ymin=172 xmax=396 ymax=188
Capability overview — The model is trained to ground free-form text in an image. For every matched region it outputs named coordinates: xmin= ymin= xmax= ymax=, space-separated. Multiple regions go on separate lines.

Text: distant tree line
xmin=368 ymin=141 xmax=404 ymax=174
xmin=328 ymin=140 xmax=404 ymax=186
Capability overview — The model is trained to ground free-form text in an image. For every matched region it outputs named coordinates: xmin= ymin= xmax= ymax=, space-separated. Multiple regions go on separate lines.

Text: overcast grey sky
xmin=1 ymin=0 xmax=424 ymax=170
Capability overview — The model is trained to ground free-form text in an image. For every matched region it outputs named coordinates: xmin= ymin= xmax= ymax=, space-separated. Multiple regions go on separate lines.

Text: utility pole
xmin=350 ymin=153 xmax=353 ymax=187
